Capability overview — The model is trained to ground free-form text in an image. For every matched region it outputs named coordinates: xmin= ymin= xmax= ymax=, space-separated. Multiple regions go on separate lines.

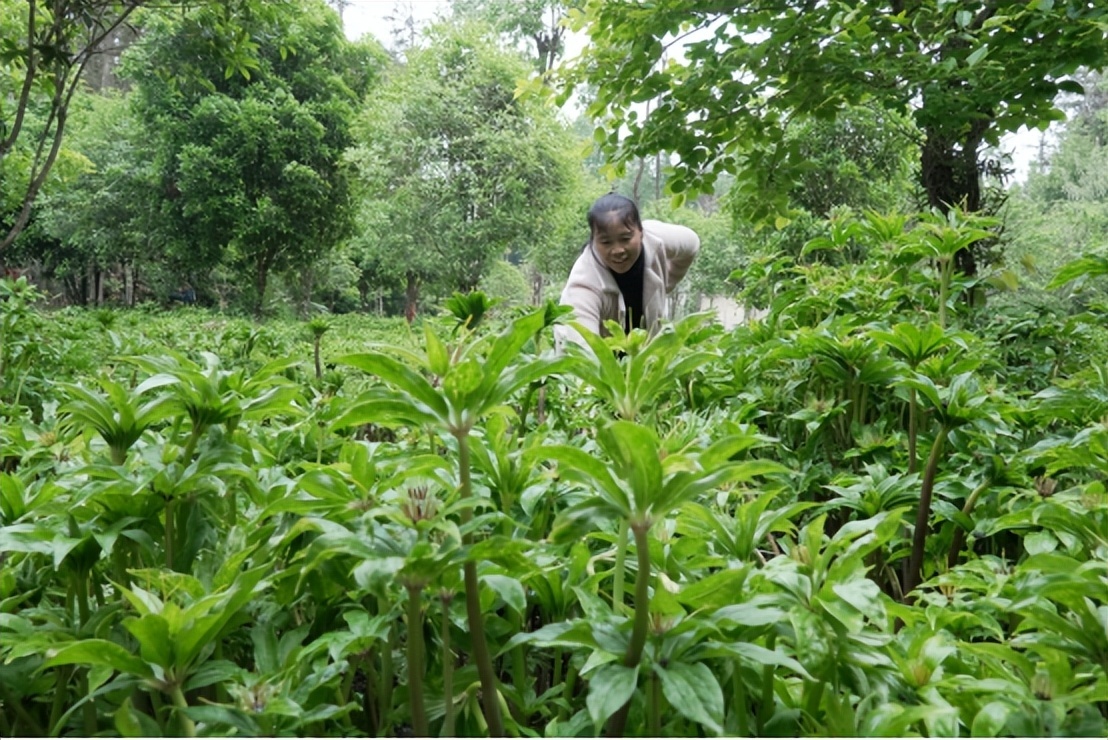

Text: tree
xmin=349 ymin=20 xmax=581 ymax=320
xmin=122 ymin=0 xmax=387 ymax=314
xmin=0 ymin=0 xmax=178 ymax=257
xmin=449 ymin=0 xmax=578 ymax=74
xmin=29 ymin=90 xmax=157 ymax=305
xmin=1007 ymin=70 xmax=1108 ymax=285
xmin=556 ymin=1 xmax=1108 ymax=276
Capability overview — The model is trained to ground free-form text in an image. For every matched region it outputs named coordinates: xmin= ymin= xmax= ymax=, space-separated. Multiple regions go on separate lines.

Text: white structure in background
xmin=698 ymin=294 xmax=766 ymax=330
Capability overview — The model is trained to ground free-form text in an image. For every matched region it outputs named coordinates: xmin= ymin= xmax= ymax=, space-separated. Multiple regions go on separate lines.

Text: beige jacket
xmin=555 ymin=219 xmax=699 ymax=352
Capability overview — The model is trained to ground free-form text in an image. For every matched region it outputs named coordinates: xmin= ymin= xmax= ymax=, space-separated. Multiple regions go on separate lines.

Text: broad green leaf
xmin=182 ymin=705 xmax=260 ymax=734
xmin=1046 ymin=254 xmax=1108 ymax=290
xmin=676 ymin=568 xmax=749 ymax=610
xmin=483 ymin=574 xmax=526 ymax=615
xmin=971 ymin=700 xmax=1012 ymax=737
xmin=704 ymin=640 xmax=814 ymax=680
xmin=830 ymin=578 xmax=885 ymax=623
xmin=114 ymin=697 xmax=161 ymax=737
xmin=713 ymin=599 xmax=788 ymax=628
xmin=1023 ymin=530 xmax=1057 ymax=556
xmin=45 ymin=640 xmax=155 ymax=679
xmin=125 ymin=615 xmax=173 ymax=669
xmin=336 ymin=352 xmax=448 ymax=419
xmin=423 ymin=324 xmax=450 ymax=376
xmin=183 ymin=660 xmax=244 ymax=691
xmin=656 ymin=662 xmax=725 ymax=734
xmin=599 ymin=421 xmax=662 ymax=515
xmin=586 ymin=662 xmax=638 ymax=728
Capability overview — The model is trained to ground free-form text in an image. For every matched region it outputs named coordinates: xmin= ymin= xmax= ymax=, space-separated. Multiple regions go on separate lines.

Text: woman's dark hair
xmin=587 ymin=193 xmax=642 ymax=235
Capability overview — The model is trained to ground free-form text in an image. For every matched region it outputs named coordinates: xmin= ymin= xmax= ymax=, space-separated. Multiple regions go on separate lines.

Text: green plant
xmin=334 ymin=304 xmax=574 ymax=736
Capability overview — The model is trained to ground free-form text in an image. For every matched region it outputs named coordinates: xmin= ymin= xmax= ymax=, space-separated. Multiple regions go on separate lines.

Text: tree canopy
xmin=0 ymin=0 xmax=182 ymax=255
xmin=349 ymin=20 xmax=582 ymax=320
xmin=122 ymin=0 xmax=387 ymax=313
xmin=557 ymin=1 xmax=1108 ymax=272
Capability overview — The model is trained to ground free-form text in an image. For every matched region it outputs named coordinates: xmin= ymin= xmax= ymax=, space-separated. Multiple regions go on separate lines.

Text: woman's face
xmin=591 ymin=213 xmax=643 ymax=274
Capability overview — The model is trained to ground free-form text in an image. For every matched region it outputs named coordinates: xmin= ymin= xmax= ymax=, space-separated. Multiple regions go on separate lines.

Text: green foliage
xmin=122 ymin=0 xmax=388 ymax=314
xmin=0 ymin=0 xmax=182 ymax=250
xmin=1006 ymin=68 xmax=1108 ymax=296
xmin=348 ymin=20 xmax=582 ymax=316
xmin=556 ymin=1 xmax=1108 ymax=233
xmin=1 ymin=209 xmax=1107 ymax=738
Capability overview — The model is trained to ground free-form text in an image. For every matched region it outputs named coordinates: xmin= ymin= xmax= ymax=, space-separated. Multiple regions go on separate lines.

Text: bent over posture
xmin=556 ymin=193 xmax=699 ymax=352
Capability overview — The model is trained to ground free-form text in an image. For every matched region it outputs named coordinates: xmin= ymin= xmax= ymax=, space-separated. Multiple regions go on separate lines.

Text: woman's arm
xmin=644 ymin=219 xmax=700 ymax=292
xmin=555 ymin=274 xmax=604 ymax=353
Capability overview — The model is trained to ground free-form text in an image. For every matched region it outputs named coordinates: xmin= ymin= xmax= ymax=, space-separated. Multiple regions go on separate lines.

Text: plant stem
xmin=79 ymin=669 xmax=96 ymax=735
xmin=362 ymin=651 xmax=379 ymax=735
xmin=606 ymin=520 xmax=652 ymax=738
xmin=732 ymin=660 xmax=749 ymax=737
xmin=441 ymin=594 xmax=455 ymax=738
xmin=756 ymin=631 xmax=776 ymax=735
xmin=648 ymin=669 xmax=661 ymax=736
xmin=181 ymin=424 xmax=202 ymax=464
xmin=624 ymin=523 xmax=652 ymax=668
xmin=907 ymin=388 xmax=918 ymax=474
xmin=405 ymin=584 xmax=429 ymax=737
xmin=947 ymin=479 xmax=990 ymax=570
xmin=562 ymin=653 xmax=578 ymax=717
xmin=170 ymin=683 xmax=196 ymax=737
xmin=612 ymin=520 xmax=628 ymax=609
xmin=73 ymin=571 xmax=90 ymax=627
xmin=457 ymin=433 xmax=505 ymax=737
xmin=0 ymin=683 xmax=45 ymax=736
xmin=508 ymin=609 xmax=528 ymax=719
xmin=49 ymin=664 xmax=71 ymax=733
xmin=380 ymin=615 xmax=395 ymax=732
xmin=803 ymin=679 xmax=825 ymax=727
xmin=939 ymin=259 xmax=951 ymax=329
xmin=904 ymin=425 xmax=948 ymax=599
xmin=165 ymin=496 xmax=176 ymax=571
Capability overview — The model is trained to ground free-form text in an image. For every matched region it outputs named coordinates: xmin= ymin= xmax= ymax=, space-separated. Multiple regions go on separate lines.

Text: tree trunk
xmin=405 ymin=273 xmax=420 ymax=324
xmin=124 ymin=262 xmax=134 ymax=307
xmin=530 ymin=266 xmax=544 ymax=306
xmin=920 ymin=122 xmax=988 ymax=278
xmin=255 ymin=260 xmax=269 ymax=317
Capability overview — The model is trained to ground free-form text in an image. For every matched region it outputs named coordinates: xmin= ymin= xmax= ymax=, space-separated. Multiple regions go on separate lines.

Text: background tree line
xmin=0 ymin=0 xmax=1105 ymax=319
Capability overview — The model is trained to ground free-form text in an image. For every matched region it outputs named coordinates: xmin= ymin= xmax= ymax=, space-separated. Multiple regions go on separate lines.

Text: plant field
xmin=1 ymin=213 xmax=1106 ymax=737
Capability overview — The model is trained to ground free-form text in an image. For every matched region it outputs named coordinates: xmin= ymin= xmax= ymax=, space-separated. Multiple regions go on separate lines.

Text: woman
xmin=556 ymin=193 xmax=699 ymax=352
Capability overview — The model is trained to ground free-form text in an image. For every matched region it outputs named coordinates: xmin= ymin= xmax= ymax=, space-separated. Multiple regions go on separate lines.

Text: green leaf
xmin=656 ymin=662 xmax=725 ymax=734
xmin=676 ymin=568 xmax=749 ymax=610
xmin=45 ymin=640 xmax=155 ymax=679
xmin=444 ymin=358 xmax=484 ymax=402
xmin=713 ymin=599 xmax=788 ymax=628
xmin=1046 ymin=254 xmax=1108 ymax=290
xmin=598 ymin=421 xmax=662 ymax=516
xmin=423 ymin=324 xmax=450 ymax=376
xmin=183 ymin=705 xmax=260 ymax=734
xmin=830 ymin=578 xmax=885 ymax=623
xmin=971 ymin=700 xmax=1012 ymax=737
xmin=1023 ymin=530 xmax=1057 ymax=556
xmin=125 ymin=615 xmax=173 ymax=669
xmin=482 ymin=574 xmax=526 ymax=615
xmin=114 ymin=697 xmax=161 ymax=737
xmin=586 ymin=662 xmax=639 ymax=728
xmin=966 ymin=44 xmax=989 ymax=67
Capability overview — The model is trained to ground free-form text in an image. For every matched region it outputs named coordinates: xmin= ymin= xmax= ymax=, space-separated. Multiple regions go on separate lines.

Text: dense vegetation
xmin=1 ymin=0 xmax=1107 ymax=738
xmin=1 ymin=213 xmax=1106 ymax=735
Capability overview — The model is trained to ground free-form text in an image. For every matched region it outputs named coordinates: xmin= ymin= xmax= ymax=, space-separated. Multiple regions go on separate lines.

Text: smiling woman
xmin=556 ymin=193 xmax=700 ymax=352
